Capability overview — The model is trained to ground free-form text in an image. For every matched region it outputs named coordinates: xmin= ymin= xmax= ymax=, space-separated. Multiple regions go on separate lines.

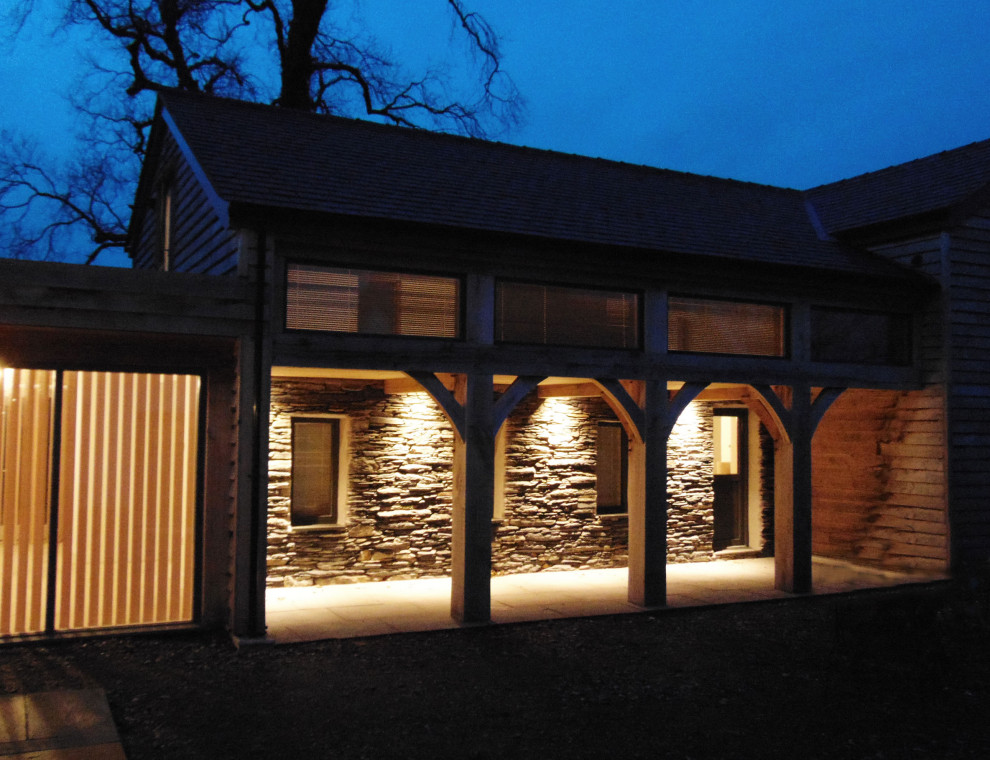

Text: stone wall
xmin=267 ymin=378 xmax=718 ymax=587
xmin=495 ymin=396 xmax=624 ymax=574
xmin=268 ymin=379 xmax=455 ymax=586
xmin=666 ymin=401 xmax=717 ymax=560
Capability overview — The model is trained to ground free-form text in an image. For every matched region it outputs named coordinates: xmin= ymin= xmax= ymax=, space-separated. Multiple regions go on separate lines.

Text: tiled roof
xmin=806 ymin=138 xmax=990 ymax=234
xmin=158 ymin=90 xmax=914 ymax=279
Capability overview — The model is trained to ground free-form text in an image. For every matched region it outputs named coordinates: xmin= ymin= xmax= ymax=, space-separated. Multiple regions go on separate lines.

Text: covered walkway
xmin=265 ymin=557 xmax=940 ymax=643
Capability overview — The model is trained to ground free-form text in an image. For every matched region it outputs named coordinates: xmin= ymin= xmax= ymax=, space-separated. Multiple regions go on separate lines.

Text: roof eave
xmin=828 ymin=208 xmax=952 ymax=246
xmin=226 ymin=202 xmax=933 ymax=297
xmin=159 ymin=98 xmax=230 ymax=229
xmin=125 ymin=99 xmax=167 ymax=256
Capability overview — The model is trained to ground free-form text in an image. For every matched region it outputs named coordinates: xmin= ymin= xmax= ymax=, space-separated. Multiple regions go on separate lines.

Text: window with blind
xmin=286 ymin=263 xmax=461 ymax=338
xmin=668 ymin=296 xmax=786 ymax=357
xmin=495 ymin=281 xmax=639 ymax=349
xmin=291 ymin=417 xmax=342 ymax=527
xmin=596 ymin=422 xmax=628 ymax=515
xmin=811 ymin=307 xmax=911 ymax=365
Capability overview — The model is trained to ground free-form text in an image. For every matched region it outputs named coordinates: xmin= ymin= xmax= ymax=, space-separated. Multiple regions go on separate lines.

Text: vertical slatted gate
xmin=0 ymin=369 xmax=54 ymax=635
xmin=0 ymin=369 xmax=200 ymax=636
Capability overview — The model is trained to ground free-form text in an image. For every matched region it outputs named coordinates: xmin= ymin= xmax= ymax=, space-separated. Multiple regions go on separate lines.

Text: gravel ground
xmin=1 ymin=581 xmax=989 ymax=759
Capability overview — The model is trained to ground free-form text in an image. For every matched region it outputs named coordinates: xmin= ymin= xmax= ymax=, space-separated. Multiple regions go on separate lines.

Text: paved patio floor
xmin=266 ymin=557 xmax=941 ymax=643
xmin=0 ymin=689 xmax=126 ymax=760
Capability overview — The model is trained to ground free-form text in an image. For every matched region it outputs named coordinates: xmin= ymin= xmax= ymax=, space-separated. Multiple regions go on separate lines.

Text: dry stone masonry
xmin=267 ymin=378 xmax=724 ymax=587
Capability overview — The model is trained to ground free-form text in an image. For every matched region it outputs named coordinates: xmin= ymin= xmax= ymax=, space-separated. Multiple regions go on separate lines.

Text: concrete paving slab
xmin=0 ymin=690 xmax=125 ymax=760
xmin=0 ymin=698 xmax=27 ymax=744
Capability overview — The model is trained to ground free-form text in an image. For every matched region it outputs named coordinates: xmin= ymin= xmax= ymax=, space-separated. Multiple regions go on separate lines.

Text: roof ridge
xmin=150 ymin=89 xmax=922 ymax=280
xmin=160 ymin=89 xmax=800 ymax=196
xmin=807 ymin=135 xmax=990 ymax=193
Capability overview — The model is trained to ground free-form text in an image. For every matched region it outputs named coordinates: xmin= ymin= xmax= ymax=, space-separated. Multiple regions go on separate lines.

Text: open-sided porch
xmin=264 ymin=365 xmax=949 ymax=640
xmin=266 ymin=556 xmax=939 ymax=642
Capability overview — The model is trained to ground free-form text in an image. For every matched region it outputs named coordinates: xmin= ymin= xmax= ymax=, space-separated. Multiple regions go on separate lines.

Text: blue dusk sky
xmin=2 ymin=1 xmax=990 ymax=264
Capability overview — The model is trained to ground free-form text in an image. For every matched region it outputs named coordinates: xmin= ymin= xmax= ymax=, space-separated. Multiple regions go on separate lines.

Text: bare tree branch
xmin=0 ymin=134 xmax=129 ymax=262
xmin=1 ymin=0 xmax=522 ymax=263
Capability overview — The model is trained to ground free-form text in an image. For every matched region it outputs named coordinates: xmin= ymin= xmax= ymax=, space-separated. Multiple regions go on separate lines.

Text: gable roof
xmin=806 ymin=138 xmax=990 ymax=235
xmin=151 ymin=90 xmax=919 ymax=280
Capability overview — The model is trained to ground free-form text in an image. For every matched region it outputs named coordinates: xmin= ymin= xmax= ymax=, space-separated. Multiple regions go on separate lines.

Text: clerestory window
xmin=668 ymin=296 xmax=787 ymax=357
xmin=495 ymin=281 xmax=640 ymax=349
xmin=285 ymin=263 xmax=462 ymax=338
xmin=810 ymin=307 xmax=911 ymax=365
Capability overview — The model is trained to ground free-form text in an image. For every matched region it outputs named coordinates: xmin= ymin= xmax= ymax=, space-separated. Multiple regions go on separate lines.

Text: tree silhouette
xmin=1 ymin=0 xmax=521 ymax=263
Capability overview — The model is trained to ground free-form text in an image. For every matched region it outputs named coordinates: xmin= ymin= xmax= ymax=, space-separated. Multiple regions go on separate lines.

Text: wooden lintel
xmin=383 ymin=377 xmax=425 ymax=395
xmin=693 ymin=388 xmax=751 ymax=402
xmin=384 ymin=373 xmax=458 ymax=395
xmin=271 ymin=334 xmax=923 ymax=391
xmin=537 ymin=382 xmax=601 ymax=398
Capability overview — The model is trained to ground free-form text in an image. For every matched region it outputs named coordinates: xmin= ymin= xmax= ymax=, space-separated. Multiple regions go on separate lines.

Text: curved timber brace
xmin=405 ymin=372 xmax=545 ymax=624
xmin=750 ymin=384 xmax=846 ymax=593
xmin=596 ymin=378 xmax=709 ymax=607
xmin=750 ymin=384 xmax=845 ymax=444
xmin=405 ymin=371 xmax=464 ymax=439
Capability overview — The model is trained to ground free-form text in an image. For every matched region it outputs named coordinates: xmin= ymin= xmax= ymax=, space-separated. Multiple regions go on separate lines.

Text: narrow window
xmin=493 ymin=424 xmax=507 ymax=521
xmin=286 ymin=264 xmax=461 ymax=338
xmin=291 ymin=418 xmax=342 ymax=526
xmin=668 ymin=296 xmax=786 ymax=357
xmin=596 ymin=422 xmax=628 ymax=515
xmin=157 ymin=180 xmax=174 ymax=271
xmin=495 ymin=281 xmax=639 ymax=349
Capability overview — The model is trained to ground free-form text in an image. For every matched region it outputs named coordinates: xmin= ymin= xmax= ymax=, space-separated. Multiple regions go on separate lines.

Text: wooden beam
xmin=273 ymin=334 xmax=923 ymax=391
xmin=0 ymin=259 xmax=254 ymax=336
xmin=664 ymin=382 xmax=708 ymax=435
xmin=693 ymin=387 xmax=750 ymax=401
xmin=537 ymin=382 xmax=600 ymax=398
xmin=0 ymin=325 xmax=237 ymax=372
xmin=383 ymin=374 xmax=454 ymax=394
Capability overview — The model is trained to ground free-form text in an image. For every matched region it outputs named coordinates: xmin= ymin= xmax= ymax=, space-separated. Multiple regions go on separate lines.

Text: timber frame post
xmin=233 ymin=228 xmax=273 ymax=642
xmin=450 ymin=373 xmax=496 ymax=623
xmin=411 ymin=371 xmax=544 ymax=625
xmin=773 ymin=385 xmax=813 ymax=593
xmin=599 ymin=378 xmax=707 ymax=607
xmin=753 ymin=384 xmax=844 ymax=593
xmin=627 ymin=378 xmax=669 ymax=607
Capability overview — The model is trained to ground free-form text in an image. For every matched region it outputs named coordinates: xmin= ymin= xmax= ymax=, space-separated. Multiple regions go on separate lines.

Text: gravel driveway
xmin=1 ymin=580 xmax=987 ymax=759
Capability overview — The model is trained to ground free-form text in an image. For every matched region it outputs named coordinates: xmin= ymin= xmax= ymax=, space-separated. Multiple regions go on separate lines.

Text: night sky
xmin=3 ymin=1 xmax=990 ymax=265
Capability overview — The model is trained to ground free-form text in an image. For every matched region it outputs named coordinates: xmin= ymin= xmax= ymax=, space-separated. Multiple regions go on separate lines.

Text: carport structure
xmin=0 ymin=259 xmax=253 ymax=638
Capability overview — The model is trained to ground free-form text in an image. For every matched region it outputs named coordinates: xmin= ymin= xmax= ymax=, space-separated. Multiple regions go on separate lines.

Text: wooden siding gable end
xmin=129 ymin=101 xmax=238 ymax=274
xmin=160 ymin=105 xmax=230 ymax=231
